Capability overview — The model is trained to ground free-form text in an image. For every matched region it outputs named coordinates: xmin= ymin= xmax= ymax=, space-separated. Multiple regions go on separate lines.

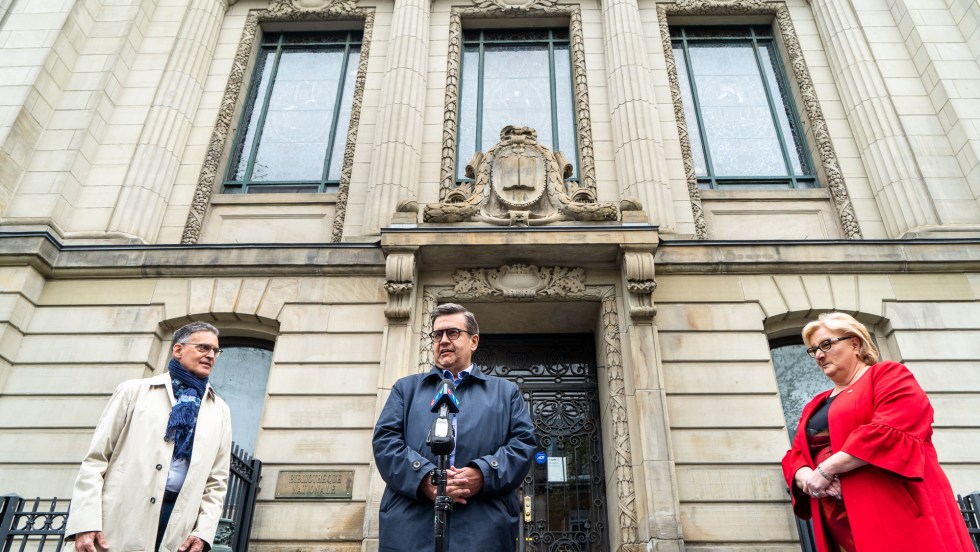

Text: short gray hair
xmin=172 ymin=321 xmax=220 ymax=347
xmin=429 ymin=303 xmax=479 ymax=335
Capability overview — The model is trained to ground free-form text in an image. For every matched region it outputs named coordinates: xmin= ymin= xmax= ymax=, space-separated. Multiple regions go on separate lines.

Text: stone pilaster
xmin=617 ymin=246 xmax=683 ymax=549
xmin=108 ymin=0 xmax=229 ymax=242
xmin=809 ymin=0 xmax=940 ymax=238
xmin=600 ymin=0 xmax=674 ymax=231
xmin=361 ymin=0 xmax=429 ymax=235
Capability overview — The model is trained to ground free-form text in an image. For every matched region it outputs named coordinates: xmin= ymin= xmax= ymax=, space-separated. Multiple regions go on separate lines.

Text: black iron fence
xmin=0 ymin=444 xmax=261 ymax=552
xmin=794 ymin=490 xmax=980 ymax=551
xmin=962 ymin=492 xmax=980 ymax=550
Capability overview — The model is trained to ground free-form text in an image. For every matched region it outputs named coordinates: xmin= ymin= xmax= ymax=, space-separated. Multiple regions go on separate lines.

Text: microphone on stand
xmin=428 ymin=379 xmax=459 ymax=456
xmin=427 ymin=378 xmax=460 ymax=552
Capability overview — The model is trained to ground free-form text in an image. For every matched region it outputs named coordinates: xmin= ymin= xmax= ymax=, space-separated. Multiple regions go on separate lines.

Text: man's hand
xmin=177 ymin=535 xmax=207 ymax=552
xmin=418 ymin=472 xmax=438 ymax=501
xmin=446 ymin=466 xmax=484 ymax=505
xmin=73 ymin=531 xmax=108 ymax=552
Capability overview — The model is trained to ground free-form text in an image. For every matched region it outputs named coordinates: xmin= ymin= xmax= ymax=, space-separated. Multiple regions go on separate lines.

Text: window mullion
xmin=321 ymin=34 xmax=354 ymax=191
xmin=751 ymin=32 xmax=797 ymax=187
xmin=679 ymin=31 xmax=717 ymax=189
xmin=548 ymin=31 xmax=560 ymax=154
xmin=242 ymin=35 xmax=287 ymax=192
xmin=475 ymin=34 xmax=486 ymax=154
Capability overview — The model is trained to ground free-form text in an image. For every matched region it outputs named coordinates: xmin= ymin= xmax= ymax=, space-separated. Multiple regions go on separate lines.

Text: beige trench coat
xmin=65 ymin=373 xmax=233 ymax=552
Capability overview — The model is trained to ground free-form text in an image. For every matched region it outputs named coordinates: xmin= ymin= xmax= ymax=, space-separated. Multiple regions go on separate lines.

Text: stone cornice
xmin=2 ymin=232 xmax=977 ymax=278
xmin=655 ymin=239 xmax=980 ymax=274
xmin=0 ymin=232 xmax=385 ymax=278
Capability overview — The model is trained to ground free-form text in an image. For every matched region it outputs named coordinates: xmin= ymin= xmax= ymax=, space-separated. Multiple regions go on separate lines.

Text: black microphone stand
xmin=427 ymin=380 xmax=458 ymax=552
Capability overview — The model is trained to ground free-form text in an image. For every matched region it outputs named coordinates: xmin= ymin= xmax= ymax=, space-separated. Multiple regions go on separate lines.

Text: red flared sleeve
xmin=838 ymin=361 xmax=932 ymax=480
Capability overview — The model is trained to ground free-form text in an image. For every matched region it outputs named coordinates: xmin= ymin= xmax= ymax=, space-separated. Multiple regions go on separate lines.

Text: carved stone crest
xmin=424 ymin=126 xmax=618 ymax=226
xmin=445 ymin=264 xmax=590 ymax=300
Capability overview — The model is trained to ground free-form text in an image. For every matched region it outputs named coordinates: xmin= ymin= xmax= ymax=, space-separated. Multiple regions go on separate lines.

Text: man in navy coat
xmin=373 ymin=303 xmax=536 ymax=551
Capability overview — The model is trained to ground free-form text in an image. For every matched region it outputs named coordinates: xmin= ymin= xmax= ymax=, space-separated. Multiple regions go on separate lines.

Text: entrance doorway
xmin=474 ymin=334 xmax=610 ymax=552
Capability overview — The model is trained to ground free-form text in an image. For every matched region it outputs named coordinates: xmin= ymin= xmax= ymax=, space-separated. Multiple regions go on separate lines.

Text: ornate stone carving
xmin=471 ymin=0 xmax=558 ymax=10
xmin=384 ymin=249 xmax=417 ymax=319
xmin=440 ymin=6 xmax=597 ymax=201
xmin=657 ymin=1 xmax=862 ymax=240
xmin=621 ymin=248 xmax=657 ymax=321
xmin=181 ymin=1 xmax=372 ymax=244
xmin=418 ymin=291 xmax=438 ymax=372
xmin=446 ymin=264 xmax=587 ymax=300
xmin=601 ymin=295 xmax=639 ymax=548
xmin=425 ymin=126 xmax=617 ymax=225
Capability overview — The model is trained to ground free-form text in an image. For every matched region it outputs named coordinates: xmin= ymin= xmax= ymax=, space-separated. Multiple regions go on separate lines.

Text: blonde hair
xmin=801 ymin=312 xmax=879 ymax=365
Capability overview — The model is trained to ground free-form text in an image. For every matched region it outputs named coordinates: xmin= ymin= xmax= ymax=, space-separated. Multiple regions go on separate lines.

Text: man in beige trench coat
xmin=65 ymin=322 xmax=233 ymax=552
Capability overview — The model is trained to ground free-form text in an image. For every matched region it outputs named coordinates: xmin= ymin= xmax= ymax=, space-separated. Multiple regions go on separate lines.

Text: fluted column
xmin=809 ymin=0 xmax=939 ymax=237
xmin=361 ymin=0 xmax=429 ymax=236
xmin=108 ymin=0 xmax=229 ymax=242
xmin=601 ymin=0 xmax=674 ymax=231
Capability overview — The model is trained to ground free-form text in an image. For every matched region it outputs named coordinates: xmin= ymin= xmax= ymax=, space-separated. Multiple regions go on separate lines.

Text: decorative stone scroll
xmin=424 ymin=126 xmax=618 ymax=226
xmin=181 ymin=0 xmax=372 ymax=244
xmin=445 ymin=264 xmax=591 ymax=300
xmin=657 ymin=0 xmax=862 ymax=240
xmin=621 ymin=248 xmax=657 ymax=321
xmin=383 ymin=249 xmax=417 ymax=319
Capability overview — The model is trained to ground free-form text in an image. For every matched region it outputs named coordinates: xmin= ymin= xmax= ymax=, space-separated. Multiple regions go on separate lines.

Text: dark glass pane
xmin=681 ymin=26 xmax=770 ymax=39
xmin=482 ymin=44 xmax=553 ymax=154
xmin=326 ymin=46 xmax=360 ymax=182
xmin=688 ymin=41 xmax=786 ymax=176
xmin=458 ymin=46 xmax=480 ymax=180
xmin=210 ymin=345 xmax=272 ymax=454
xmin=481 ymin=29 xmax=552 ymax=42
xmin=554 ymin=44 xmax=577 ymax=178
xmin=772 ymin=342 xmax=829 ymax=440
xmin=673 ymin=45 xmax=707 ymax=176
xmin=761 ymin=41 xmax=807 ymax=174
xmin=229 ymin=50 xmax=275 ymax=181
xmin=251 ymin=48 xmax=345 ymax=182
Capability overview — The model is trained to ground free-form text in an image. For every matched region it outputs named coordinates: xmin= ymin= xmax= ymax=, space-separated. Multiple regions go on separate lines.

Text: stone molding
xmin=443 ymin=264 xmax=593 ymax=300
xmin=419 ymin=279 xmax=639 ymax=550
xmin=657 ymin=0 xmax=862 ymax=239
xmin=424 ymin=126 xmax=618 ymax=226
xmin=439 ymin=5 xmax=597 ymax=200
xmin=181 ymin=0 xmax=373 ymax=244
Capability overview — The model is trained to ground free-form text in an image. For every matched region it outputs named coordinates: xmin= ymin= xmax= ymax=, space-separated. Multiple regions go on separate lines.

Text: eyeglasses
xmin=805 ymin=336 xmax=854 ymax=358
xmin=429 ymin=328 xmax=472 ymax=341
xmin=181 ymin=342 xmax=223 ymax=357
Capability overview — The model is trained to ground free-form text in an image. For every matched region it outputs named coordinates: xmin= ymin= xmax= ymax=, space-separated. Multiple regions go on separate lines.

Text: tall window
xmin=672 ymin=26 xmax=814 ymax=190
xmin=225 ymin=31 xmax=361 ymax=193
xmin=457 ymin=28 xmax=578 ymax=183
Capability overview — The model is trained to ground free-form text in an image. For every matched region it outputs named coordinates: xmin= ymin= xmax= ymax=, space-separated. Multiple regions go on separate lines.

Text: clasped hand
xmin=796 ymin=466 xmax=842 ymax=500
xmin=420 ymin=466 xmax=484 ymax=505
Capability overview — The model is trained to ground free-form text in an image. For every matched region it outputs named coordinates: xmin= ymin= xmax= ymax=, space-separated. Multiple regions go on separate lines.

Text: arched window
xmin=209 ymin=337 xmax=274 ymax=454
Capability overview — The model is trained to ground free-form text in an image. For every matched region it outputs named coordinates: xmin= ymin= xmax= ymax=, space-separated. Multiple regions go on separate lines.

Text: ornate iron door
xmin=474 ymin=334 xmax=609 ymax=552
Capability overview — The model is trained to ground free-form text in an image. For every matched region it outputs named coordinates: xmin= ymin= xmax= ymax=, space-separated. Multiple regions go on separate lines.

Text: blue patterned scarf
xmin=166 ymin=358 xmax=208 ymax=461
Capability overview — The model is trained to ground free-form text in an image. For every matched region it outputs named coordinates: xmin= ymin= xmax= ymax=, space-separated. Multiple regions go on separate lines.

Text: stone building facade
xmin=1 ymin=0 xmax=979 ymax=549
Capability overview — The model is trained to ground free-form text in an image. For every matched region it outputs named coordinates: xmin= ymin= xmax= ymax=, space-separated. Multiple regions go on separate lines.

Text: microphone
xmin=428 ymin=379 xmax=459 ymax=456
xmin=430 ymin=378 xmax=460 ymax=414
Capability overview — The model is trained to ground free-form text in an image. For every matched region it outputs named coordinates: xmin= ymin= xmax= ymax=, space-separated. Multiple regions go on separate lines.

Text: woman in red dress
xmin=782 ymin=312 xmax=973 ymax=552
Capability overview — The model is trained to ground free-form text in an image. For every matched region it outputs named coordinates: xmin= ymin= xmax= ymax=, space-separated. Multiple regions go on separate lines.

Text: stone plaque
xmin=275 ymin=470 xmax=354 ymax=499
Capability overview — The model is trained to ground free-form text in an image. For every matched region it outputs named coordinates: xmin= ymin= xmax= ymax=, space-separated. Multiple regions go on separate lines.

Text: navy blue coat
xmin=373 ymin=366 xmax=536 ymax=551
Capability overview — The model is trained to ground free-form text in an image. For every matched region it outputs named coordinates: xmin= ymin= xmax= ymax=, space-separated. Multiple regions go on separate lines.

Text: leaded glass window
xmin=672 ymin=26 xmax=815 ymax=190
xmin=457 ymin=29 xmax=578 ymax=184
xmin=225 ymin=31 xmax=361 ymax=193
xmin=770 ymin=336 xmax=830 ymax=440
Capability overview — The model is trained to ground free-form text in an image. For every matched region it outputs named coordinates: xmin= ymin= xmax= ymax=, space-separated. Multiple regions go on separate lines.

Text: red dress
xmin=782 ymin=361 xmax=973 ymax=552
